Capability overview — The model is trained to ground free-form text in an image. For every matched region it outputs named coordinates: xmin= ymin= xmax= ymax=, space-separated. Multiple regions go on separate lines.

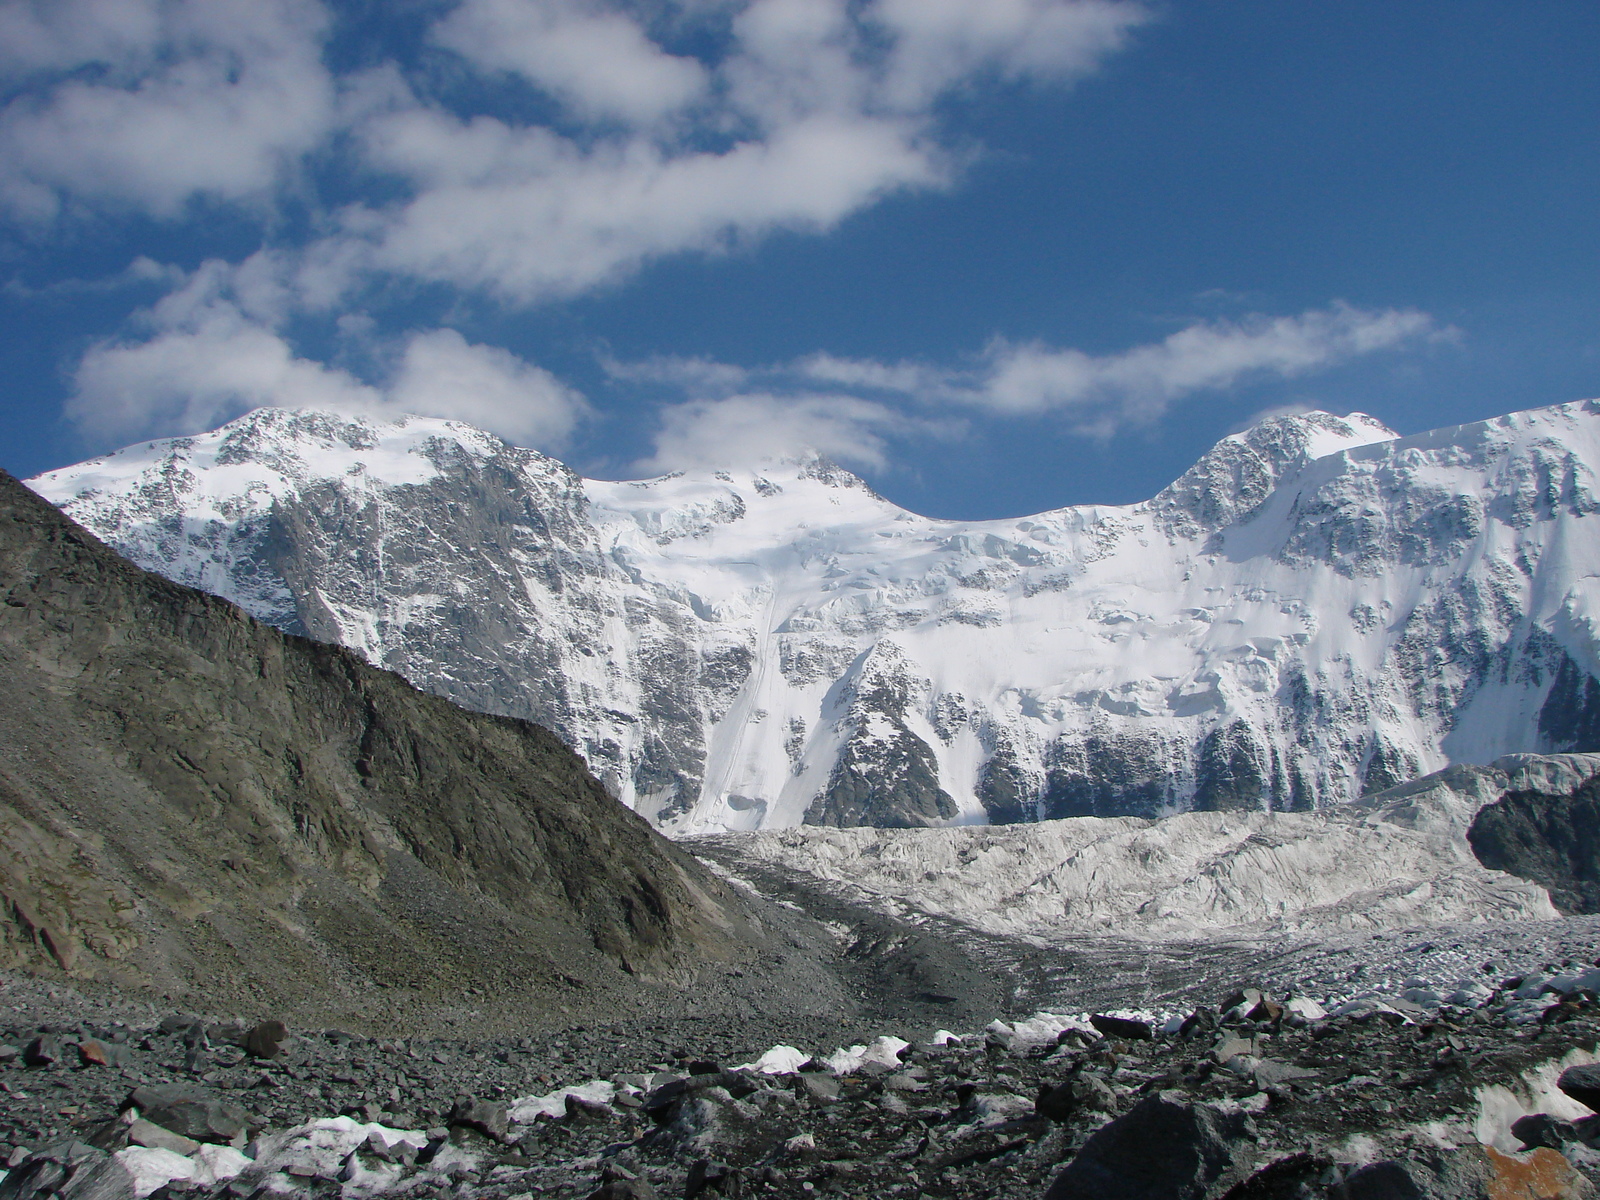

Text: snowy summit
xmin=29 ymin=400 xmax=1600 ymax=835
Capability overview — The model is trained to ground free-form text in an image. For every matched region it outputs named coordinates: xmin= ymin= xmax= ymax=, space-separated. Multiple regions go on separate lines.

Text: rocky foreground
xmin=9 ymin=953 xmax=1600 ymax=1200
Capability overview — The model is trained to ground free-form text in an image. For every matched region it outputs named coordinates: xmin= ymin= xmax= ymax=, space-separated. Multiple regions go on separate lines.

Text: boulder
xmin=1090 ymin=1015 xmax=1153 ymax=1041
xmin=565 ymin=1095 xmax=614 ymax=1123
xmin=1042 ymin=1089 xmax=1255 ymax=1200
xmin=587 ymin=1165 xmax=658 ymax=1200
xmin=448 ymin=1097 xmax=511 ymax=1143
xmin=77 ymin=1041 xmax=131 ymax=1068
xmin=126 ymin=1084 xmax=252 ymax=1144
xmin=0 ymin=1157 xmax=69 ymax=1200
xmin=57 ymin=1156 xmax=136 ymax=1200
xmin=685 ymin=1158 xmax=741 ymax=1198
xmin=126 ymin=1120 xmax=200 ymax=1157
xmin=22 ymin=1035 xmax=64 ymax=1068
xmin=1516 ymin=1113 xmax=1582 ymax=1152
xmin=243 ymin=1021 xmax=288 ymax=1060
xmin=1336 ymin=1146 xmax=1594 ymax=1199
xmin=1560 ymin=1065 xmax=1600 ymax=1113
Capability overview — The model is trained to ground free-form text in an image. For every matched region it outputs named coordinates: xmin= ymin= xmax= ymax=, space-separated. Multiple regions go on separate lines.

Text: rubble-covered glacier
xmin=28 ymin=400 xmax=1600 ymax=832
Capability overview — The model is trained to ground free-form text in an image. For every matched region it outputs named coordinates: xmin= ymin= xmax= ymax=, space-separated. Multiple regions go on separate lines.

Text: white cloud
xmin=778 ymin=304 xmax=1441 ymax=435
xmin=348 ymin=106 xmax=943 ymax=303
xmin=68 ymin=302 xmax=378 ymax=445
xmin=433 ymin=0 xmax=709 ymax=127
xmin=0 ymin=0 xmax=163 ymax=74
xmin=634 ymin=393 xmax=913 ymax=474
xmin=870 ymin=0 xmax=1148 ymax=111
xmin=978 ymin=304 xmax=1441 ymax=431
xmin=602 ymin=354 xmax=753 ymax=391
xmin=66 ymin=274 xmax=588 ymax=450
xmin=618 ymin=304 xmax=1444 ymax=467
xmin=388 ymin=328 xmax=588 ymax=449
xmin=0 ymin=0 xmax=1152 ymax=302
xmin=0 ymin=0 xmax=337 ymax=219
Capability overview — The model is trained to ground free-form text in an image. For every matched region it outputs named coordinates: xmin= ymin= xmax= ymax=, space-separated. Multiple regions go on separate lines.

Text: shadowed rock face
xmin=1469 ymin=778 xmax=1600 ymax=914
xmin=0 ymin=470 xmax=805 ymax=1032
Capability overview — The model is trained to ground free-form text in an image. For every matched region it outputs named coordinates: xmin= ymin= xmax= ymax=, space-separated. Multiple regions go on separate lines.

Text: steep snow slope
xmin=28 ymin=401 xmax=1600 ymax=833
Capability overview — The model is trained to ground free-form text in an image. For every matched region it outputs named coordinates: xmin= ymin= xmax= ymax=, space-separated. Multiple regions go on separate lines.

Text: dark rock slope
xmin=0 ymin=470 xmax=845 ymax=1033
xmin=1470 ymin=777 xmax=1600 ymax=914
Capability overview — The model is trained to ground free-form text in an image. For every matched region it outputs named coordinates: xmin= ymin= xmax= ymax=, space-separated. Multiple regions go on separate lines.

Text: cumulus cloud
xmin=0 ymin=0 xmax=163 ymax=74
xmin=66 ymin=270 xmax=588 ymax=449
xmin=432 ymin=0 xmax=710 ymax=127
xmin=68 ymin=303 xmax=377 ymax=445
xmin=386 ymin=328 xmax=588 ymax=448
xmin=634 ymin=393 xmax=916 ymax=474
xmin=871 ymin=0 xmax=1148 ymax=111
xmin=1 ymin=0 xmax=1151 ymax=305
xmin=0 ymin=0 xmax=337 ymax=220
xmin=772 ymin=304 xmax=1442 ymax=435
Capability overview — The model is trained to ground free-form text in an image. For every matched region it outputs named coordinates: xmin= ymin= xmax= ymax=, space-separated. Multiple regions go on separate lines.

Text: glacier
xmin=27 ymin=399 xmax=1600 ymax=833
xmin=693 ymin=755 xmax=1600 ymax=942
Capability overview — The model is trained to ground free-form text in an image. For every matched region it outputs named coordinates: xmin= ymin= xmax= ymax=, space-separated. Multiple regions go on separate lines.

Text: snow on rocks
xmin=115 ymin=1145 xmax=204 ymax=1197
xmin=507 ymin=1081 xmax=617 ymax=1123
xmin=732 ymin=1045 xmax=808 ymax=1075
xmin=250 ymin=1117 xmax=430 ymax=1182
xmin=692 ymin=754 xmax=1568 ymax=946
xmin=822 ymin=1035 xmax=909 ymax=1074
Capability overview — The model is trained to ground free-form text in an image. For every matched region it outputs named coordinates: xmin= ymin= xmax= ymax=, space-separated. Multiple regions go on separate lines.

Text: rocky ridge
xmin=30 ymin=400 xmax=1600 ymax=833
xmin=0 ymin=468 xmax=847 ymax=1031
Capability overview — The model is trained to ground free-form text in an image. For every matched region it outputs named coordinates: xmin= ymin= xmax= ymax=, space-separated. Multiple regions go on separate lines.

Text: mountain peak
xmin=1147 ymin=410 xmax=1398 ymax=539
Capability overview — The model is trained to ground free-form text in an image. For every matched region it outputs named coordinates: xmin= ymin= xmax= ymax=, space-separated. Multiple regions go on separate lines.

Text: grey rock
xmin=244 ymin=1021 xmax=288 ymax=1060
xmin=75 ymin=1041 xmax=130 ymax=1068
xmin=21 ymin=1036 xmax=63 ymax=1068
xmin=799 ymin=1075 xmax=840 ymax=1103
xmin=1252 ymin=1059 xmax=1320 ymax=1089
xmin=0 ymin=1157 xmax=68 ymax=1200
xmin=58 ymin=1157 xmax=136 ymax=1200
xmin=448 ymin=1097 xmax=510 ymax=1143
xmin=685 ymin=1158 xmax=741 ymax=1198
xmin=1089 ymin=1015 xmax=1153 ymax=1041
xmin=1562 ymin=1064 xmax=1600 ymax=1113
xmin=128 ymin=1083 xmax=252 ymax=1144
xmin=1042 ymin=1089 xmax=1256 ymax=1200
xmin=1513 ymin=1112 xmax=1579 ymax=1151
xmin=587 ymin=1184 xmax=658 ymax=1200
xmin=126 ymin=1119 xmax=201 ymax=1156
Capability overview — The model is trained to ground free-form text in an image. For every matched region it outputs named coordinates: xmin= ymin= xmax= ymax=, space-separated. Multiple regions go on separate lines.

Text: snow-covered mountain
xmin=27 ymin=400 xmax=1600 ymax=834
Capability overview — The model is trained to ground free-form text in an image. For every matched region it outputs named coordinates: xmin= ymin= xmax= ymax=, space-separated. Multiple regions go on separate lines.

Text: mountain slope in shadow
xmin=0 ymin=470 xmax=845 ymax=1034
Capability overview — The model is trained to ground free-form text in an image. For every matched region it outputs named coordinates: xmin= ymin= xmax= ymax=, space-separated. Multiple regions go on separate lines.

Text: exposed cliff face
xmin=0 ymin=469 xmax=832 ymax=1033
xmin=30 ymin=401 xmax=1600 ymax=833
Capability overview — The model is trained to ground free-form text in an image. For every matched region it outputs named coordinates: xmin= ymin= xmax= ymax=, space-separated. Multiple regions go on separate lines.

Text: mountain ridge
xmin=30 ymin=399 xmax=1600 ymax=833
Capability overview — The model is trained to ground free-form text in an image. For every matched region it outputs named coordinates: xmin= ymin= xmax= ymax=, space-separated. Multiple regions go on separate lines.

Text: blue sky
xmin=1 ymin=0 xmax=1596 ymax=519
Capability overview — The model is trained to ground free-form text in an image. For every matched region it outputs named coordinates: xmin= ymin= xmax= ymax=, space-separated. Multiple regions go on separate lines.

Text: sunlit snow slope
xmin=29 ymin=401 xmax=1600 ymax=834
